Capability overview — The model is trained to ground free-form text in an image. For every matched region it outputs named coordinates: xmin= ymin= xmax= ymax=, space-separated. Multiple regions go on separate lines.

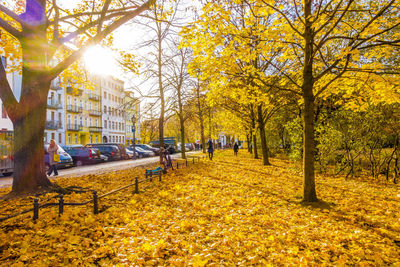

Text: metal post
xmin=58 ymin=194 xmax=64 ymax=215
xmin=150 ymin=171 xmax=153 ymax=182
xmin=93 ymin=190 xmax=99 ymax=215
xmin=145 ymin=170 xmax=148 ymax=180
xmin=135 ymin=177 xmax=139 ymax=194
xmin=33 ymin=198 xmax=39 ymax=221
xmin=159 ymin=171 xmax=162 ymax=182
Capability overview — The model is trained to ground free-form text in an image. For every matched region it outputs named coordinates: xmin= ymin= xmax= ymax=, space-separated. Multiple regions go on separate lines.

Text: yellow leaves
xmin=1 ymin=152 xmax=400 ymax=264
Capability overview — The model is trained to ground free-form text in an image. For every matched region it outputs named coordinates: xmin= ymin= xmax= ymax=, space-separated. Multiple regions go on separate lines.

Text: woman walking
xmin=207 ymin=138 xmax=214 ymax=160
xmin=47 ymin=139 xmax=59 ymax=176
xmin=233 ymin=142 xmax=239 ymax=156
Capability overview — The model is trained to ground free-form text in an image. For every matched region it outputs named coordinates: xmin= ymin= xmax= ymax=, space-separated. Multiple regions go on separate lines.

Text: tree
xmin=0 ymin=0 xmax=155 ymax=193
xmin=256 ymin=0 xmax=400 ymax=201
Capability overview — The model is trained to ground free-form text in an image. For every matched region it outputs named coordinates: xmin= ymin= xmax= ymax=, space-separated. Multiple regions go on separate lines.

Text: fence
xmin=0 ymin=155 xmax=206 ymax=223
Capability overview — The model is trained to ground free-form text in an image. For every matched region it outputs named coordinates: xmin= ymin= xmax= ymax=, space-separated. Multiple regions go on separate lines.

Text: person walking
xmin=207 ymin=138 xmax=214 ymax=160
xmin=233 ymin=142 xmax=239 ymax=156
xmin=47 ymin=139 xmax=59 ymax=176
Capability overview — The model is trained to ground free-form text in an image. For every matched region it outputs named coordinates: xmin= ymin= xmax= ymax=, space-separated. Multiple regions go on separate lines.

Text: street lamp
xmin=131 ymin=115 xmax=137 ymax=160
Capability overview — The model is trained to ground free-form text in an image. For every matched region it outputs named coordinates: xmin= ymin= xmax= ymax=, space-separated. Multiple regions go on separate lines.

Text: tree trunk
xmin=157 ymin=24 xmax=164 ymax=162
xmin=251 ymin=105 xmax=258 ymax=159
xmin=12 ymin=93 xmax=51 ymax=192
xmin=196 ymin=82 xmax=206 ymax=153
xmin=302 ymin=0 xmax=318 ymax=202
xmin=177 ymin=81 xmax=186 ymax=159
xmin=257 ymin=104 xmax=270 ymax=165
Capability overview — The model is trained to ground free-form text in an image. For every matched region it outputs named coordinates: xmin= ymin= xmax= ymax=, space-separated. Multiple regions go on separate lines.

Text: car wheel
xmin=76 ymin=160 xmax=83 ymax=166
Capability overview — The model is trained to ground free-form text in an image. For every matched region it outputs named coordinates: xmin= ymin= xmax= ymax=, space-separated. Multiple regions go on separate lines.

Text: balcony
xmin=89 ymin=109 xmax=102 ymax=116
xmin=88 ymin=93 xmax=100 ymax=101
xmin=50 ymin=82 xmax=62 ymax=91
xmin=89 ymin=126 xmax=102 ymax=132
xmin=66 ymin=123 xmax=82 ymax=131
xmin=66 ymin=86 xmax=83 ymax=96
xmin=45 ymin=120 xmax=62 ymax=130
xmin=47 ymin=99 xmax=62 ymax=109
xmin=66 ymin=105 xmax=82 ymax=113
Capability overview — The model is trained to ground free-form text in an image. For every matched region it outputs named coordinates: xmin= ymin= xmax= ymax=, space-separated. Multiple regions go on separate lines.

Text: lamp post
xmin=131 ymin=115 xmax=137 ymax=160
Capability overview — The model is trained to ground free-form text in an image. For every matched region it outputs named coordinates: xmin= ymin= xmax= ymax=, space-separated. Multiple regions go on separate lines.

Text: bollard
xmin=134 ymin=177 xmax=139 ymax=194
xmin=33 ymin=198 xmax=39 ymax=221
xmin=159 ymin=171 xmax=162 ymax=182
xmin=58 ymin=194 xmax=64 ymax=215
xmin=93 ymin=190 xmax=99 ymax=215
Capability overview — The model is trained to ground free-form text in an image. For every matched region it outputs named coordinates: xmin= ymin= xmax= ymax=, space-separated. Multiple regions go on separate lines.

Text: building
xmin=99 ymin=75 xmax=125 ymax=144
xmin=64 ymin=77 xmax=102 ymax=145
xmin=44 ymin=77 xmax=65 ymax=144
xmin=0 ymin=55 xmax=21 ymax=131
xmin=124 ymin=91 xmax=140 ymax=146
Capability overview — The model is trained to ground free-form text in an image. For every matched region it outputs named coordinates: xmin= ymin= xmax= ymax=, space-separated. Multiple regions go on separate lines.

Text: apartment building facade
xmin=99 ymin=75 xmax=126 ymax=144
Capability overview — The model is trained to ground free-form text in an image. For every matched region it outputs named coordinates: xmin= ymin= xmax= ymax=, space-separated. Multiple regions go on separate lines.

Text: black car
xmin=61 ymin=145 xmax=103 ymax=166
xmin=86 ymin=143 xmax=129 ymax=160
xmin=85 ymin=144 xmax=122 ymax=161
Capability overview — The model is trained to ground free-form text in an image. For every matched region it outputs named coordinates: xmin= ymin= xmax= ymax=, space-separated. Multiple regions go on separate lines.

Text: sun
xmin=83 ymin=46 xmax=118 ymax=75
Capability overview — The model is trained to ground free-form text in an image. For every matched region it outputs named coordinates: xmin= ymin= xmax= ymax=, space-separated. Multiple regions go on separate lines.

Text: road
xmin=0 ymin=153 xmax=197 ymax=188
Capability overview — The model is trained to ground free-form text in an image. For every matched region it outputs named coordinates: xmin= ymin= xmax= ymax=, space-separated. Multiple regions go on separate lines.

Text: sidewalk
xmin=0 ymin=152 xmax=202 ymax=188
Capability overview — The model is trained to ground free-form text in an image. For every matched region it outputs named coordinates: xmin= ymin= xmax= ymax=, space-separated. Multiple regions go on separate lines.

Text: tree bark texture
xmin=257 ymin=104 xmax=270 ymax=166
xmin=251 ymin=105 xmax=258 ymax=159
xmin=302 ymin=0 xmax=318 ymax=202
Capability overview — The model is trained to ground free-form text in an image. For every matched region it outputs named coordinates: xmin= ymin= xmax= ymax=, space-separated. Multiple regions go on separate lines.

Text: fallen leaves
xmin=0 ymin=152 xmax=399 ymax=265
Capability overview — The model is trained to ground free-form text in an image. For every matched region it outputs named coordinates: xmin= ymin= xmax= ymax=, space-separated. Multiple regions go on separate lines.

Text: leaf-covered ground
xmin=0 ymin=151 xmax=400 ymax=266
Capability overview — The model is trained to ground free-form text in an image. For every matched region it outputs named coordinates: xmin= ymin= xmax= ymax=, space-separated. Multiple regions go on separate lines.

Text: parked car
xmin=185 ymin=143 xmax=195 ymax=151
xmin=85 ymin=144 xmax=122 ymax=161
xmin=86 ymin=143 xmax=129 ymax=160
xmin=61 ymin=145 xmax=103 ymax=166
xmin=44 ymin=144 xmax=74 ymax=171
xmin=136 ymin=144 xmax=160 ymax=155
xmin=130 ymin=146 xmax=153 ymax=158
xmin=125 ymin=147 xmax=139 ymax=159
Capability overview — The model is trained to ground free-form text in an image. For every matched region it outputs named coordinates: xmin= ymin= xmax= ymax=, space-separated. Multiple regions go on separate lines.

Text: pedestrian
xmin=47 ymin=139 xmax=59 ymax=176
xmin=233 ymin=142 xmax=239 ymax=156
xmin=207 ymin=138 xmax=214 ymax=160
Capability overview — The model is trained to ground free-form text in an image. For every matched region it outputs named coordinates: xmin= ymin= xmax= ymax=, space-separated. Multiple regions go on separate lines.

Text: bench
xmin=145 ymin=167 xmax=163 ymax=180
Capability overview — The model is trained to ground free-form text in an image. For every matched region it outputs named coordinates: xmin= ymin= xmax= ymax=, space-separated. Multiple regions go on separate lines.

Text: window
xmin=80 ymin=116 xmax=83 ymax=126
xmin=85 ymin=117 xmax=88 ymax=127
xmin=122 ymin=136 xmax=125 ymax=144
xmin=75 ymin=134 xmax=78 ymax=143
xmin=104 ymin=120 xmax=107 ymax=129
xmin=89 ymin=118 xmax=92 ymax=127
xmin=51 ymin=133 xmax=55 ymax=140
xmin=104 ymin=105 xmax=107 ymax=112
xmin=2 ymin=104 xmax=7 ymax=118
xmin=68 ymin=133 xmax=71 ymax=144
xmin=89 ymin=102 xmax=92 ymax=110
xmin=90 ymin=134 xmax=92 ymax=143
xmin=95 ymin=119 xmax=98 ymax=127
xmin=74 ymin=116 xmax=78 ymax=126
xmin=104 ymin=91 xmax=107 ymax=99
xmin=59 ymin=133 xmax=62 ymax=144
xmin=67 ymin=114 xmax=71 ymax=125
xmin=67 ymin=96 xmax=71 ymax=106
xmin=80 ymin=100 xmax=83 ymax=109
xmin=96 ymin=135 xmax=98 ymax=143
xmin=85 ymin=101 xmax=88 ymax=111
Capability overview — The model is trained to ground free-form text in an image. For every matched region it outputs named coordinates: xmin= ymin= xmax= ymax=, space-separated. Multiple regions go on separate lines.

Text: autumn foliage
xmin=0 ymin=151 xmax=399 ymax=265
